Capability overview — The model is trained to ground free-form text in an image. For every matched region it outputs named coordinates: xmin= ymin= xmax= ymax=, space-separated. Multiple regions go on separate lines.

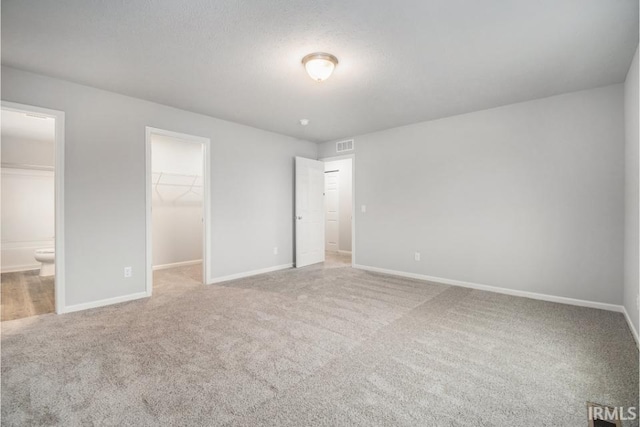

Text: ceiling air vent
xmin=336 ymin=139 xmax=354 ymax=153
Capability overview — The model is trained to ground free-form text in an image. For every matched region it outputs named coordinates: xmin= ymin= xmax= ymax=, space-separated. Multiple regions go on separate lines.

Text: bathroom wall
xmin=151 ymin=134 xmax=204 ymax=268
xmin=2 ymin=135 xmax=54 ymax=166
xmin=1 ymin=109 xmax=56 ymax=272
xmin=1 ymin=169 xmax=55 ymax=272
xmin=1 ymin=109 xmax=55 ymax=167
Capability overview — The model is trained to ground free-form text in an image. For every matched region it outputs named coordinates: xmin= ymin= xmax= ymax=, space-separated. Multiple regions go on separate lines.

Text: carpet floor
xmin=2 ymin=257 xmax=638 ymax=426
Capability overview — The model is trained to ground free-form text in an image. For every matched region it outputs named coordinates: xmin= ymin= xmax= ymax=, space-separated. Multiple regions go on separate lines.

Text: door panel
xmin=295 ymin=157 xmax=325 ymax=267
xmin=324 ymin=171 xmax=339 ymax=252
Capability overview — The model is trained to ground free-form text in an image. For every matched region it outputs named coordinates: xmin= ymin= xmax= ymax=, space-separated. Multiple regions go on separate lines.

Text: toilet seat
xmin=34 ymin=248 xmax=55 ymax=277
xmin=35 ymin=248 xmax=55 ymax=262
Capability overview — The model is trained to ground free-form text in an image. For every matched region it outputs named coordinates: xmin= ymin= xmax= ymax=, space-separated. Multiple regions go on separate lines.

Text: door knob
xmin=297 ymin=216 xmax=303 ymax=220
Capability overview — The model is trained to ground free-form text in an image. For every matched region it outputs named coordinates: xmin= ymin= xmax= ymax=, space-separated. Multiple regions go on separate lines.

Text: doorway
xmin=145 ymin=127 xmax=211 ymax=295
xmin=294 ymin=155 xmax=354 ymax=269
xmin=0 ymin=101 xmax=65 ymax=318
xmin=323 ymin=157 xmax=353 ymax=267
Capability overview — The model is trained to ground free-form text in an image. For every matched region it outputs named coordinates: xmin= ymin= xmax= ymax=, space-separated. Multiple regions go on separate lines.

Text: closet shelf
xmin=152 ymin=171 xmax=203 ymax=203
xmin=152 ymin=171 xmax=202 ymax=186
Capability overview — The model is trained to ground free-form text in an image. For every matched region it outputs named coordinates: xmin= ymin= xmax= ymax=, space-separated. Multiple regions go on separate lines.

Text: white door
xmin=324 ymin=171 xmax=339 ymax=252
xmin=295 ymin=157 xmax=325 ymax=267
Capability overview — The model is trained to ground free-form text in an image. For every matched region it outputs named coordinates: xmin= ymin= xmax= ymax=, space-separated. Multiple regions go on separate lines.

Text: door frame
xmin=319 ymin=154 xmax=355 ymax=266
xmin=145 ymin=127 xmax=212 ymax=295
xmin=1 ymin=101 xmax=66 ymax=313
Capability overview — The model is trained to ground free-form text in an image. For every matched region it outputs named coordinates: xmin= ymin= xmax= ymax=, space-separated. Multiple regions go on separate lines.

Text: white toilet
xmin=34 ymin=248 xmax=55 ymax=277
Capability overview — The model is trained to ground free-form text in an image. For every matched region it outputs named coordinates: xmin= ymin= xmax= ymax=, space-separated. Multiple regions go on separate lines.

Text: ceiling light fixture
xmin=302 ymin=52 xmax=338 ymax=82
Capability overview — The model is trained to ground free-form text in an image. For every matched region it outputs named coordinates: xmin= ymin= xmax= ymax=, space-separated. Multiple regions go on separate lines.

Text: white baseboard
xmin=153 ymin=259 xmax=202 ymax=271
xmin=623 ymin=306 xmax=639 ymax=347
xmin=63 ymin=291 xmax=148 ymax=314
xmin=354 ymin=264 xmax=625 ymax=313
xmin=1 ymin=264 xmax=40 ymax=273
xmin=209 ymin=263 xmax=293 ymax=284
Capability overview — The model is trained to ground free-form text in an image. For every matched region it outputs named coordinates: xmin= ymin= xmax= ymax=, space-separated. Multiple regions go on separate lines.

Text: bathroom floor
xmin=1 ymin=270 xmax=54 ymax=321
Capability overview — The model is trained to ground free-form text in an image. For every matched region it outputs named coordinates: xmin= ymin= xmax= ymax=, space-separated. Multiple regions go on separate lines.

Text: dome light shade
xmin=302 ymin=53 xmax=338 ymax=82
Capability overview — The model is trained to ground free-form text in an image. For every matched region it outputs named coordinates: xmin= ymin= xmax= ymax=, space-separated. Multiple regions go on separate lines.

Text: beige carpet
xmin=2 ymin=257 xmax=638 ymax=426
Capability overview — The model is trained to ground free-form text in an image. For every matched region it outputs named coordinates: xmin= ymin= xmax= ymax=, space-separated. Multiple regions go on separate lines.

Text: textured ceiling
xmin=2 ymin=0 xmax=638 ymax=142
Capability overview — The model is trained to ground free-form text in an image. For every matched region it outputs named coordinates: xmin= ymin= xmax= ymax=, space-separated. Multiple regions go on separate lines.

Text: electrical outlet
xmin=124 ymin=266 xmax=132 ymax=278
xmin=273 ymin=247 xmax=278 ymax=255
xmin=361 ymin=205 xmax=367 ymax=213
xmin=414 ymin=252 xmax=421 ymax=261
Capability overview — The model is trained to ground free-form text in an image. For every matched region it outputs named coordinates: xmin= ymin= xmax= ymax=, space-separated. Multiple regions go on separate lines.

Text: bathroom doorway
xmin=322 ymin=156 xmax=354 ymax=268
xmin=0 ymin=101 xmax=65 ymax=319
xmin=145 ymin=127 xmax=211 ymax=295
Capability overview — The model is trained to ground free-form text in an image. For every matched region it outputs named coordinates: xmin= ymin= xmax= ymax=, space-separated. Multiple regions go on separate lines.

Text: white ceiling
xmin=1 ymin=110 xmax=55 ymax=143
xmin=2 ymin=1 xmax=638 ymax=142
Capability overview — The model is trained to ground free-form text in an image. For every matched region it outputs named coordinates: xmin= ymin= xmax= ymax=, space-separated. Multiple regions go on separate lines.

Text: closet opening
xmin=145 ymin=127 xmax=211 ymax=295
xmin=322 ymin=156 xmax=353 ymax=268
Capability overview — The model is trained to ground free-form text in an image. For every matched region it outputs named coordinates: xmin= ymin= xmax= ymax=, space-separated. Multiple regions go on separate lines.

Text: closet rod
xmin=1 ymin=162 xmax=54 ymax=171
xmin=155 ymin=183 xmax=203 ymax=188
xmin=152 ymin=171 xmax=201 ymax=178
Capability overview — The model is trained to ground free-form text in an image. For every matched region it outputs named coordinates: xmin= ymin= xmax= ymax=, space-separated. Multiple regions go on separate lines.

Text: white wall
xmin=624 ymin=46 xmax=639 ymax=335
xmin=1 ymin=168 xmax=55 ymax=272
xmin=1 ymin=136 xmax=55 ymax=166
xmin=1 ymin=66 xmax=317 ymax=308
xmin=320 ymin=85 xmax=625 ymax=305
xmin=324 ymin=158 xmax=352 ymax=252
xmin=1 ymin=109 xmax=56 ymax=166
xmin=151 ymin=135 xmax=203 ymax=268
